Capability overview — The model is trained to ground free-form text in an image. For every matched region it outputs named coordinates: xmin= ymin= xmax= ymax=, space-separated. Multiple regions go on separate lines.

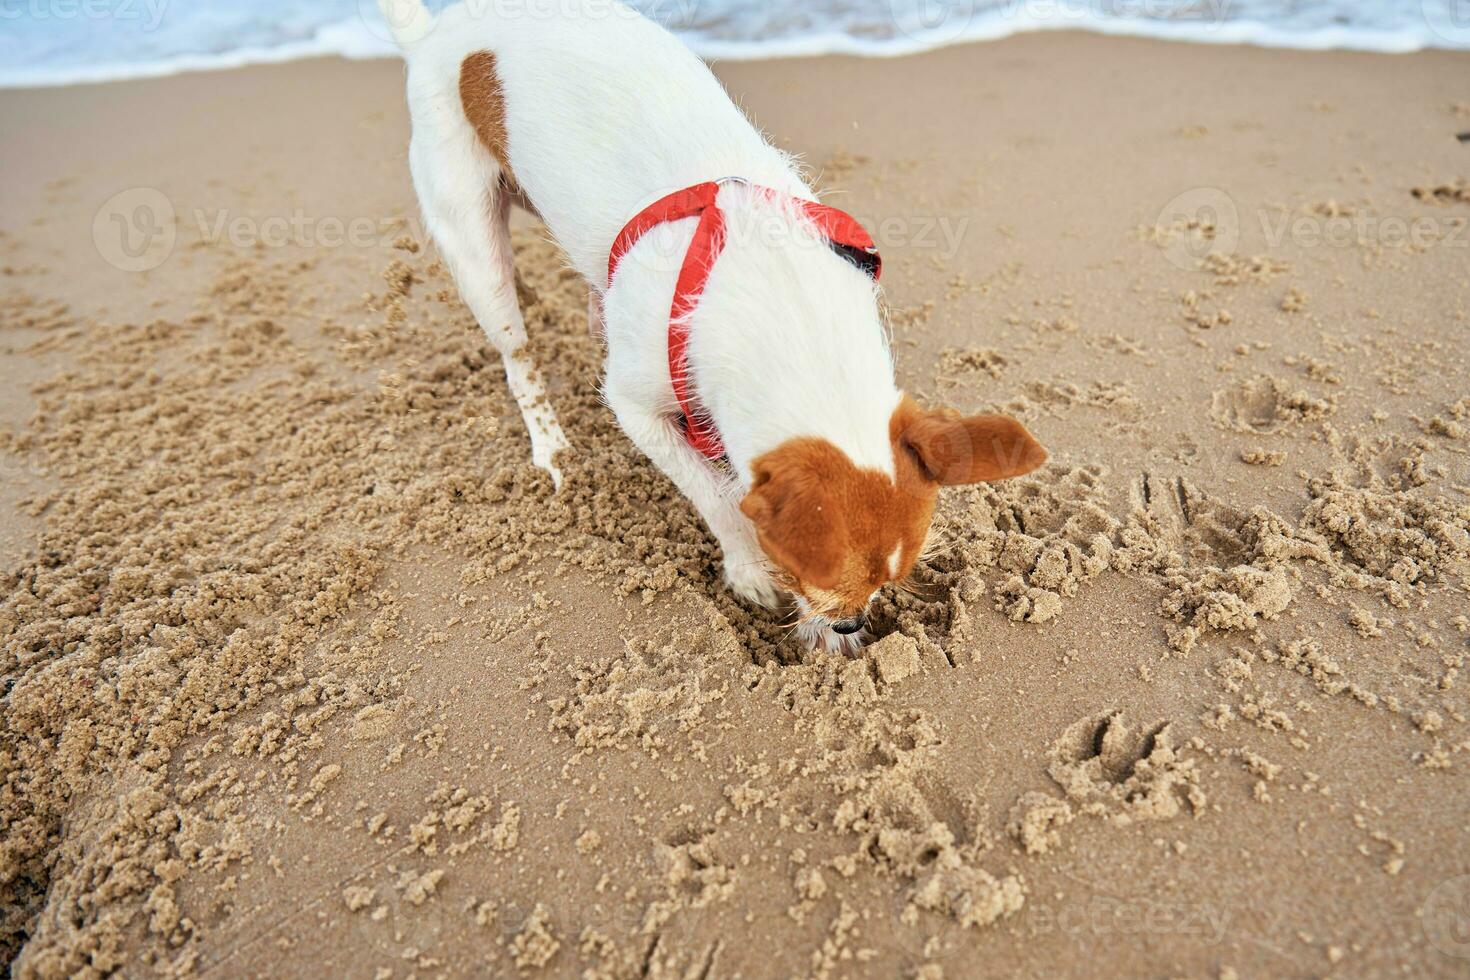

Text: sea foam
xmin=0 ymin=0 xmax=1465 ymax=89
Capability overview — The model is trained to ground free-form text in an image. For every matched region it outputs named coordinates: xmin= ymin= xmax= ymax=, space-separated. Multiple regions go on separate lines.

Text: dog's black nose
xmin=832 ymin=615 xmax=866 ymax=636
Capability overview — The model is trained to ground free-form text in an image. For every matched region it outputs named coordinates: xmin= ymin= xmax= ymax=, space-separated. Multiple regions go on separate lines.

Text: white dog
xmin=379 ymin=0 xmax=1046 ymax=648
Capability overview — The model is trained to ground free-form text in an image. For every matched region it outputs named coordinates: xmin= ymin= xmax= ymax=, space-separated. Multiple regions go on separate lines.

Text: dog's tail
xmin=376 ymin=0 xmax=435 ymax=48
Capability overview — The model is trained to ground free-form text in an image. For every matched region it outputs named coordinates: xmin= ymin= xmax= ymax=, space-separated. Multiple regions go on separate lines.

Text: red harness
xmin=607 ymin=178 xmax=882 ymax=461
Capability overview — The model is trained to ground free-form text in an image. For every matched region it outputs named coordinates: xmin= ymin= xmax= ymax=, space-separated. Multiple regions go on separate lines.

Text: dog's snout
xmin=831 ymin=615 xmax=866 ymax=636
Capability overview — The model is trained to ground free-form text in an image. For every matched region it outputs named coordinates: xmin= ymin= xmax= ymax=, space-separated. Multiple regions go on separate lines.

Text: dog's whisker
xmin=728 ymin=559 xmax=773 ymax=572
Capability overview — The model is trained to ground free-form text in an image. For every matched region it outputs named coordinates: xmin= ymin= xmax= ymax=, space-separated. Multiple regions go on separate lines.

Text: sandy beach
xmin=2 ymin=32 xmax=1469 ymax=978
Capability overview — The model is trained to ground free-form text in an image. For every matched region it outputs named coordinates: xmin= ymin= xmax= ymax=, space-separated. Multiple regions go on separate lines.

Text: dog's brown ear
xmin=899 ymin=407 xmax=1047 ymax=486
xmin=740 ymin=443 xmax=844 ymax=589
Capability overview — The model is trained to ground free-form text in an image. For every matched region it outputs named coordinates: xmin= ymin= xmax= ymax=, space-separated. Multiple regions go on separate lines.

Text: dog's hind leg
xmin=413 ymin=155 xmax=569 ymax=487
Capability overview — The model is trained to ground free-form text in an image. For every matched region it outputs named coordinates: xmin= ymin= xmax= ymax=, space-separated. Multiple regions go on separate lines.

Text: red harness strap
xmin=606 ymin=179 xmax=882 ymax=462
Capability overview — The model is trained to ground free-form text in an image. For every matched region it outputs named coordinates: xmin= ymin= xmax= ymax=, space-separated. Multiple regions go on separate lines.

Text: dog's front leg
xmin=605 ymin=393 xmax=780 ymax=609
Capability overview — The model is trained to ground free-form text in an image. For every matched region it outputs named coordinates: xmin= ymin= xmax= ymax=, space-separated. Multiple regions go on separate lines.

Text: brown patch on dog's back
xmin=459 ymin=51 xmax=523 ymax=197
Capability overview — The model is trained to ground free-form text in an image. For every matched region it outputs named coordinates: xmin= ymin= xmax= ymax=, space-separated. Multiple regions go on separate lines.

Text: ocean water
xmin=1 ymin=0 xmax=1467 ymax=88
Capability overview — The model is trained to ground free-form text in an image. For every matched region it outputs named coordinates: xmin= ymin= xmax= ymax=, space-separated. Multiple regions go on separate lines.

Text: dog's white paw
xmin=534 ymin=455 xmax=565 ymax=491
xmin=529 ymin=427 xmax=568 ymax=490
xmin=723 ymin=558 xmax=782 ymax=610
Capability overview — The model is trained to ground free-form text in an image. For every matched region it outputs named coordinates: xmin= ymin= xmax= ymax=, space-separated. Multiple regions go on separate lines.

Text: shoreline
xmin=2 ymin=13 xmax=1468 ymax=90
